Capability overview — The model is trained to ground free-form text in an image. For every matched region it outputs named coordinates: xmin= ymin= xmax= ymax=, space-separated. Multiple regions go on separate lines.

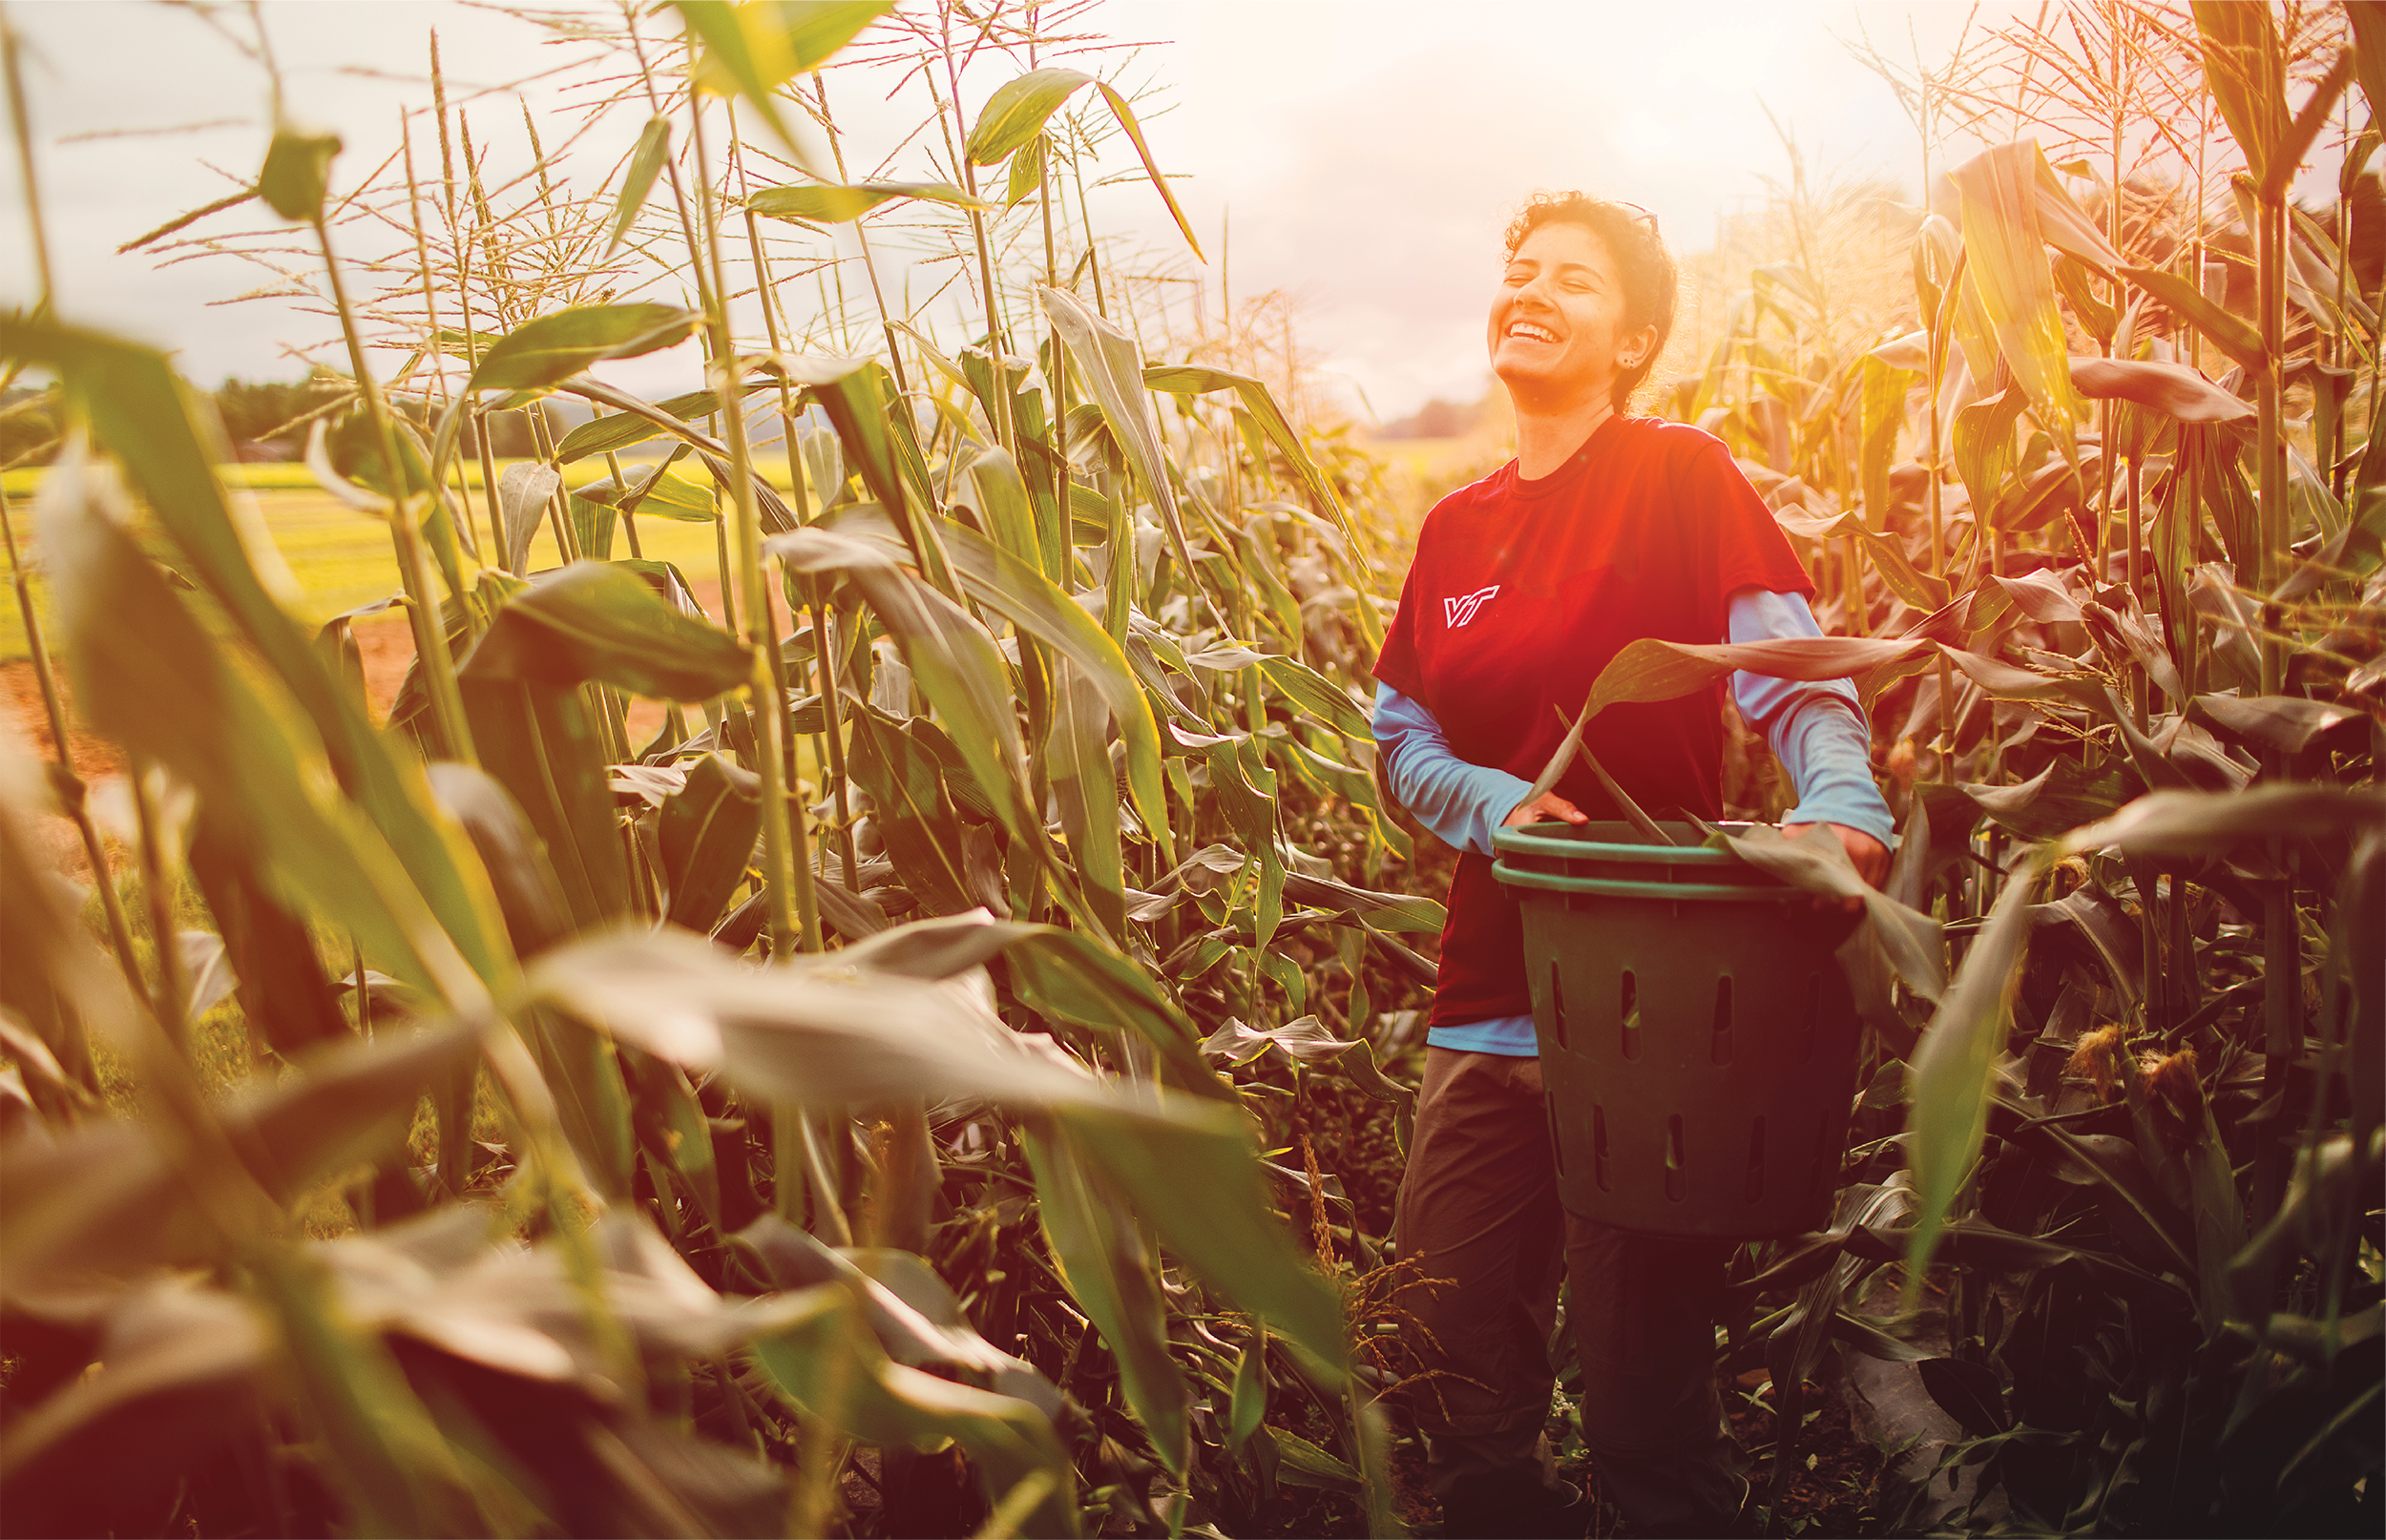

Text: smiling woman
xmin=1488 ymin=194 xmax=1675 ymax=441
xmin=1370 ymin=188 xmax=1894 ymax=1538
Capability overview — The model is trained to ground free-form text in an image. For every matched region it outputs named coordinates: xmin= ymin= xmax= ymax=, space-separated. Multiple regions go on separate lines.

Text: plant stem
xmin=2254 ymin=189 xmax=2285 ymax=699
xmin=1 ymin=11 xmax=53 ymax=309
xmin=809 ymin=69 xmax=913 ymax=398
xmin=929 ymin=6 xmax=1016 ymax=454
xmin=400 ymin=113 xmax=481 ymax=593
xmin=311 ymin=210 xmax=477 ymax=765
xmin=0 ymin=484 xmax=148 ymax=1011
xmin=741 ymin=199 xmax=861 ymax=893
xmin=683 ymin=73 xmax=817 ymax=958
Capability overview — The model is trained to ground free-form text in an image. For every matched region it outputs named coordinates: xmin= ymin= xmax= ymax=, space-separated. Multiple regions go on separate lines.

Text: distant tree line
xmin=1373 ymin=395 xmax=1491 ymax=441
xmin=2 ymin=373 xmax=585 ymax=468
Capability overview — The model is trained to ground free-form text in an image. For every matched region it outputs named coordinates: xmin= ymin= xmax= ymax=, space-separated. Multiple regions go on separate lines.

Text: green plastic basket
xmin=1491 ymin=821 xmax=1862 ymax=1239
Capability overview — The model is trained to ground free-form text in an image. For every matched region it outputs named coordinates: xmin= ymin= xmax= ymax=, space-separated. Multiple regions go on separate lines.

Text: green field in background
xmin=1 ymin=481 xmax=741 ymax=663
xmin=0 ymin=454 xmax=804 ymax=499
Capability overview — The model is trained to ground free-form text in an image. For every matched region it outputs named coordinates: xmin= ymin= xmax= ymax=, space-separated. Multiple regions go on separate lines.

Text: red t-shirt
xmin=1372 ymin=415 xmax=1813 ymax=1027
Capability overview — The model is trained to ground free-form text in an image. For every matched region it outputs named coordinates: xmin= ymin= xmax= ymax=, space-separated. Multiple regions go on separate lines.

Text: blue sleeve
xmin=1727 ymin=591 xmax=1897 ymax=848
xmin=1371 ymin=681 xmax=1535 ymax=858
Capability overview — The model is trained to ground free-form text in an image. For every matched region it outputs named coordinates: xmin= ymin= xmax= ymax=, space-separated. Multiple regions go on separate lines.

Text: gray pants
xmin=1392 ymin=1048 xmax=1748 ymax=1532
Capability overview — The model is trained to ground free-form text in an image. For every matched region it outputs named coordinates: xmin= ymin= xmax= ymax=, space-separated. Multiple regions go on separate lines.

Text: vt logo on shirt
xmin=1443 ymin=585 xmax=1499 ymax=629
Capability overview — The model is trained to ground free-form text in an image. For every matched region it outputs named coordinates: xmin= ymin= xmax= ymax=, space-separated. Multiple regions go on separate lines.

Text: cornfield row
xmin=0 ymin=2 xmax=2378 ymax=1536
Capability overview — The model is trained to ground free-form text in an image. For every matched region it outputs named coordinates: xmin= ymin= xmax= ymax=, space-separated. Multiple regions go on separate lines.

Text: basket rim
xmin=1491 ymin=819 xmax=1767 ymax=868
xmin=1490 ymin=863 xmax=1810 ymax=903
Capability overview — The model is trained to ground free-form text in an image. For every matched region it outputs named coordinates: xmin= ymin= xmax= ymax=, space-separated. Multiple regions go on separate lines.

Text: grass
xmin=0 ymin=454 xmax=688 ymax=499
xmin=1 ymin=471 xmax=761 ymax=662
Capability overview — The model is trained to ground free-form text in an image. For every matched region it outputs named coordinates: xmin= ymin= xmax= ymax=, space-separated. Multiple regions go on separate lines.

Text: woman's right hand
xmin=1502 ymin=790 xmax=1587 ymax=827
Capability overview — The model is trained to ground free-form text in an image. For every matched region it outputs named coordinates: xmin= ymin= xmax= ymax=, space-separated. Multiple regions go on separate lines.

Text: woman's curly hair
xmin=1503 ymin=192 xmax=1680 ymax=411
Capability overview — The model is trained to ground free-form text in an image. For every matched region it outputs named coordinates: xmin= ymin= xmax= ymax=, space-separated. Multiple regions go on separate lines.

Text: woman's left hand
xmin=1782 ymin=822 xmax=1890 ymax=909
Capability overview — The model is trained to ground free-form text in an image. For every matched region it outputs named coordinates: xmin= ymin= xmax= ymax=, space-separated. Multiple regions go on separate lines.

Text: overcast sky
xmin=6 ymin=0 xmax=2040 ymax=420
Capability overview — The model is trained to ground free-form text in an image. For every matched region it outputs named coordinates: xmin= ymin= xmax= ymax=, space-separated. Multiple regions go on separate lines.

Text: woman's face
xmin=1486 ymin=220 xmax=1653 ymax=406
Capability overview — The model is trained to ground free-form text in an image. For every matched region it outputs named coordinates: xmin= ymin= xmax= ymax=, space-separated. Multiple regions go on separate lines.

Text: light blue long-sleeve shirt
xmin=1373 ymin=588 xmax=1895 ymax=1056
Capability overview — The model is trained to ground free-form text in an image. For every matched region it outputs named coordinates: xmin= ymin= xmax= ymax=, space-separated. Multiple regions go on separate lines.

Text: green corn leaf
xmin=1229 ymin=1328 xmax=1269 ymax=1451
xmin=2069 ymin=355 xmax=2252 ymax=424
xmin=1004 ymin=131 xmax=1046 ymax=208
xmin=0 ymin=1018 xmax=483 ymax=1291
xmin=997 ymin=928 xmax=1219 ymax=1096
xmin=1858 ymin=350 xmax=1914 ymax=533
xmin=575 ymin=464 xmax=717 ymax=522
xmin=425 ymin=763 xmax=575 ymax=959
xmin=456 ymin=566 xmax=748 ymax=926
xmin=0 ymin=1279 xmax=272 ymax=1535
xmin=799 ymin=420 xmax=846 ymax=505
xmin=2059 ymin=784 xmax=2386 ymax=861
xmin=1040 ymin=286 xmax=1203 ymax=611
xmin=1256 ymin=655 xmax=1371 ymax=741
xmin=1948 ymin=141 xmax=2087 ymax=438
xmin=659 ymin=752 xmax=763 ymax=933
xmin=458 ymin=670 xmax=631 ymax=931
xmin=772 ymin=525 xmax=1122 ymax=937
xmin=1144 ymin=364 xmax=1353 ymax=546
xmin=257 ymin=125 xmax=342 ymax=221
xmin=1953 ymin=758 xmax=2138 ymax=843
xmin=1200 ymin=1014 xmax=1414 ymax=1111
xmin=967 ymin=68 xmax=1091 ymax=166
xmin=531 ymin=925 xmax=1115 ymax=1108
xmin=751 ymin=1286 xmax=1080 ymax=1537
xmin=524 ymin=1004 xmax=641 ymax=1201
xmin=461 ymin=561 xmax=751 ymax=702
xmin=495 ymin=462 xmax=560 ymax=572
xmin=568 ymin=493 xmax=617 ymax=561
xmin=186 ymin=816 xmax=352 ymax=1055
xmin=1270 ymin=1428 xmax=1362 ymax=1493
xmin=1529 ymin=633 xmax=1928 ymax=803
xmin=1095 ymin=80 xmax=1208 ymax=263
xmin=426 ymin=760 xmax=638 ymax=1196
xmin=554 ymin=386 xmax=766 ymax=462
xmin=2192 ymin=0 xmax=2288 ymax=187
xmin=1051 ymin=1097 xmax=1347 ymax=1385
xmin=606 ymin=115 xmax=672 ymax=255
xmin=822 ymin=501 xmax=1169 ymax=853
xmin=1047 ymin=658 xmax=1127 ymax=937
xmin=673 ymin=0 xmax=831 ymax=174
xmin=2353 ymin=4 xmax=2386 ymax=127
xmin=2054 ymin=254 xmax=2118 ymax=345
xmin=1952 ymin=386 xmax=2027 ymax=521
xmin=1697 ymin=822 xmax=1947 ymax=1002
xmin=467 ymin=304 xmax=701 ymax=396
xmin=529 ymin=924 xmax=1281 ymax=1308
xmin=748 ymin=179 xmax=986 ymax=224
xmin=780 ymin=0 xmax=892 ymax=65
xmin=1771 ymin=505 xmax=1949 ymax=613
xmin=622 ymin=1051 xmax=722 ymax=1224
xmin=1022 ymin=1124 xmax=1189 ymax=1475
xmin=962 ymin=445 xmax=1041 ymax=567
xmin=1904 ymin=860 xmax=2044 ymax=1280
xmin=736 ymin=1215 xmax=1065 ymax=1419
xmin=2119 ymin=264 xmax=2266 ymax=373
xmin=843 ymin=705 xmax=974 ymax=916
xmin=776 ymin=354 xmax=953 ymax=593
xmin=2328 ymin=837 xmax=2384 ymax=1148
